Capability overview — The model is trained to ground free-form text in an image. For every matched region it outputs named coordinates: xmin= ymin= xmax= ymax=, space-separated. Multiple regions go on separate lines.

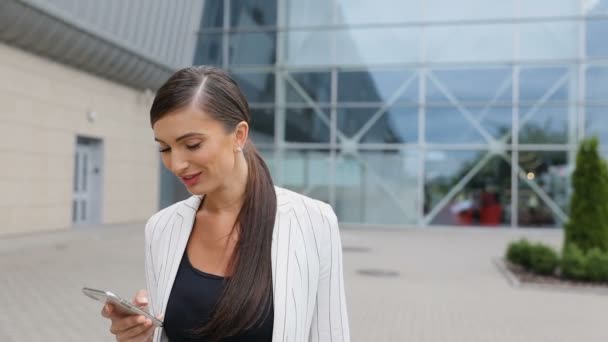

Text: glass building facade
xmin=162 ymin=0 xmax=608 ymax=228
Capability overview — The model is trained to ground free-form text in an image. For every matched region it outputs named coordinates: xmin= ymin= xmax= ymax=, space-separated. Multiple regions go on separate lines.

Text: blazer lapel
xmin=158 ymin=195 xmax=202 ymax=316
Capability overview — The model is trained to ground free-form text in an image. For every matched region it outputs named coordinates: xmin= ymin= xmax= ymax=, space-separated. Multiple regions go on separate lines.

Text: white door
xmin=73 ymin=138 xmax=102 ymax=224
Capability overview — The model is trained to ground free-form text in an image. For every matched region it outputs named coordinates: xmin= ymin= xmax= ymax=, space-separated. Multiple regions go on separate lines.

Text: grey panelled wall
xmin=0 ymin=0 xmax=204 ymax=90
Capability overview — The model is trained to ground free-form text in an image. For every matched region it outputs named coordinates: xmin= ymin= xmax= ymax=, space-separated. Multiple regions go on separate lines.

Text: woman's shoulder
xmin=274 ymin=186 xmax=336 ymax=223
xmin=145 ymin=195 xmax=200 ymax=234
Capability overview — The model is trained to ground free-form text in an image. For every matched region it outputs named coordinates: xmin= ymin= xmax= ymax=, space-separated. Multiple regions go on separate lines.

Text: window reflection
xmin=336 ymin=0 xmax=422 ymax=25
xmin=337 ymin=107 xmax=418 ymax=144
xmin=249 ymin=108 xmax=274 ymax=145
xmin=425 ymin=151 xmax=511 ymax=227
xmin=519 ymin=22 xmax=579 ymax=61
xmin=519 ymin=66 xmax=572 ymax=104
xmin=335 ymin=27 xmax=420 ymax=65
xmin=229 ymin=31 xmax=276 ymax=66
xmin=424 ymin=0 xmax=513 ymax=21
xmin=586 ymin=65 xmax=608 ymax=103
xmin=335 ymin=150 xmax=419 ymax=224
xmin=199 ymin=0 xmax=224 ymax=28
xmin=231 ymin=72 xmax=275 ymax=103
xmin=282 ymin=149 xmax=331 ymax=203
xmin=425 ymin=24 xmax=512 ymax=63
xmin=193 ymin=33 xmax=223 ymax=66
xmin=519 ymin=106 xmax=570 ymax=145
xmin=286 ymin=71 xmax=331 ymax=104
xmin=338 ymin=70 xmax=417 ymax=104
xmin=587 ymin=19 xmax=608 ymax=58
xmin=517 ymin=151 xmax=569 ymax=227
xmin=285 ymin=108 xmax=330 ymax=143
xmin=231 ymin=0 xmax=276 ymax=27
xmin=586 ymin=107 xmax=608 ymax=144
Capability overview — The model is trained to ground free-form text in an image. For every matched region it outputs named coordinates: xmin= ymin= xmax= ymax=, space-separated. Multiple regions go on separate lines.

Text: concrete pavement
xmin=0 ymin=224 xmax=606 ymax=341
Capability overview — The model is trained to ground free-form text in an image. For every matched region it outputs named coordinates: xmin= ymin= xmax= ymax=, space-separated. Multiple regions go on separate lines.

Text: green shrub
xmin=564 ymin=137 xmax=608 ymax=253
xmin=561 ymin=244 xmax=587 ymax=280
xmin=529 ymin=244 xmax=559 ymax=275
xmin=506 ymin=239 xmax=533 ymax=269
xmin=586 ymin=248 xmax=608 ymax=282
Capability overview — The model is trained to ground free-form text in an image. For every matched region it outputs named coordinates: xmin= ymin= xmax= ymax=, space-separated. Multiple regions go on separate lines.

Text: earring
xmin=235 ymin=146 xmax=242 ymax=152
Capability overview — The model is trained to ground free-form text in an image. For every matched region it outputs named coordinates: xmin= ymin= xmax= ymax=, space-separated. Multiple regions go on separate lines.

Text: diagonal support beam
xmin=423 ymin=151 xmax=496 ymax=225
xmin=352 ymin=73 xmax=417 ymax=142
xmin=284 ymin=72 xmax=348 ymax=142
xmin=427 ymin=71 xmax=496 ymax=144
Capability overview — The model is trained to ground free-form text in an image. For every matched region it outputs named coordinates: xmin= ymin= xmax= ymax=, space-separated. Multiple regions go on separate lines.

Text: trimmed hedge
xmin=586 ymin=248 xmax=608 ymax=282
xmin=506 ymin=239 xmax=533 ymax=269
xmin=529 ymin=244 xmax=559 ymax=275
xmin=561 ymin=244 xmax=587 ymax=280
xmin=506 ymin=239 xmax=559 ymax=275
xmin=505 ymin=240 xmax=608 ymax=282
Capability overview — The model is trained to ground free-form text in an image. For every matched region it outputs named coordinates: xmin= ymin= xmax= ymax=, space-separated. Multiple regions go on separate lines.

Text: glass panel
xmin=426 ymin=24 xmax=512 ymax=63
xmin=199 ymin=0 xmax=223 ymax=28
xmin=231 ymin=72 xmax=275 ymax=103
xmin=282 ymin=149 xmax=331 ymax=203
xmin=519 ymin=66 xmax=572 ymax=104
xmin=335 ymin=150 xmax=419 ymax=224
xmin=337 ymin=107 xmax=418 ymax=144
xmin=586 ymin=19 xmax=608 ymax=58
xmin=585 ymin=0 xmax=608 ymax=14
xmin=285 ymin=30 xmax=332 ymax=66
xmin=425 ymin=0 xmax=513 ymax=21
xmin=517 ymin=151 xmax=569 ymax=227
xmin=287 ymin=0 xmax=332 ymax=27
xmin=338 ymin=70 xmax=417 ymax=104
xmin=426 ymin=107 xmax=486 ymax=144
xmin=585 ymin=107 xmax=608 ymax=143
xmin=230 ymin=0 xmax=276 ymax=27
xmin=336 ymin=27 xmax=420 ymax=65
xmin=249 ymin=108 xmax=274 ymax=144
xmin=286 ymin=71 xmax=331 ymax=104
xmin=427 ymin=68 xmax=512 ymax=105
xmin=425 ymin=151 xmax=511 ymax=226
xmin=336 ymin=0 xmax=422 ymax=25
xmin=519 ymin=21 xmax=579 ymax=61
xmin=193 ymin=33 xmax=223 ymax=66
xmin=519 ymin=105 xmax=570 ymax=144
xmin=520 ymin=0 xmax=580 ymax=17
xmin=258 ymin=148 xmax=276 ymax=179
xmin=285 ymin=108 xmax=330 ymax=143
xmin=586 ymin=65 xmax=608 ymax=102
xmin=229 ymin=31 xmax=276 ymax=66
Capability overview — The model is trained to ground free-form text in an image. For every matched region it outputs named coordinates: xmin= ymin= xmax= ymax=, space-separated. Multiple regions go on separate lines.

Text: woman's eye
xmin=186 ymin=143 xmax=201 ymax=151
xmin=159 ymin=147 xmax=170 ymax=153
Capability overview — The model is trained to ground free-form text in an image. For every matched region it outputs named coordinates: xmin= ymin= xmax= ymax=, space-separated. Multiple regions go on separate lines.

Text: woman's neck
xmin=201 ymin=154 xmax=248 ymax=215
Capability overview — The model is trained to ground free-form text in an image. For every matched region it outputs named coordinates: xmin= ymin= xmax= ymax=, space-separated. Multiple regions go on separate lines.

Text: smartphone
xmin=82 ymin=287 xmax=163 ymax=327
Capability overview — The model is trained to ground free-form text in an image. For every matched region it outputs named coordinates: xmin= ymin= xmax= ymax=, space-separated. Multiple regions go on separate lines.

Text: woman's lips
xmin=180 ymin=172 xmax=201 ymax=187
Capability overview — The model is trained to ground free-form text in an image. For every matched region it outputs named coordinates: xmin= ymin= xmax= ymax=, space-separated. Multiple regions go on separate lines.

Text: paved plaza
xmin=0 ymin=223 xmax=606 ymax=341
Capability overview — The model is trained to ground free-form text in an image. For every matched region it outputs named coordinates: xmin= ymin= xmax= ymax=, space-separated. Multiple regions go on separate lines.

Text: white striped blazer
xmin=144 ymin=186 xmax=351 ymax=342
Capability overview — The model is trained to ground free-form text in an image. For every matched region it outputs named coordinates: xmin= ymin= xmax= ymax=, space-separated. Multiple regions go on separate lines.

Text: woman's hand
xmin=101 ymin=289 xmax=158 ymax=342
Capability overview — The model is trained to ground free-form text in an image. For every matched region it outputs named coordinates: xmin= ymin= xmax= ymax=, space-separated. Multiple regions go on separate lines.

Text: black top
xmin=163 ymin=251 xmax=274 ymax=342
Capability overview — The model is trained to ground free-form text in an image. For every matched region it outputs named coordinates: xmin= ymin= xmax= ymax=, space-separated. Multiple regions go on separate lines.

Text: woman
xmin=101 ymin=66 xmax=350 ymax=342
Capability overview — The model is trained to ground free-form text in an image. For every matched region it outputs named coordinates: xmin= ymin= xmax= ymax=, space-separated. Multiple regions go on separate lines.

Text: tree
xmin=564 ymin=137 xmax=608 ymax=252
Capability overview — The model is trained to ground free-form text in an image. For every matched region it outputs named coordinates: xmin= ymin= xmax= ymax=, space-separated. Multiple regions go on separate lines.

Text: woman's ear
xmin=234 ymin=121 xmax=249 ymax=150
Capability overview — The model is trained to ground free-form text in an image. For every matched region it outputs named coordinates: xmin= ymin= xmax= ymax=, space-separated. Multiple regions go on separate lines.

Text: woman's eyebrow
xmin=154 ymin=132 xmax=206 ymax=144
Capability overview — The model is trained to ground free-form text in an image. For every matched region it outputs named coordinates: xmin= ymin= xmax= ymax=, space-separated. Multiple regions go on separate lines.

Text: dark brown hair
xmin=150 ymin=66 xmax=276 ymax=340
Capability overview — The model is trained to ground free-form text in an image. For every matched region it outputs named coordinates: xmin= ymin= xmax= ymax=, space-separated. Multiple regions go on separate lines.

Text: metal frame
xmin=211 ymin=0 xmax=607 ymax=228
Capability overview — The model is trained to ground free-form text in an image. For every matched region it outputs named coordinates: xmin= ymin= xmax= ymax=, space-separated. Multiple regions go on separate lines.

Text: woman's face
xmin=152 ymin=106 xmax=245 ymax=195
